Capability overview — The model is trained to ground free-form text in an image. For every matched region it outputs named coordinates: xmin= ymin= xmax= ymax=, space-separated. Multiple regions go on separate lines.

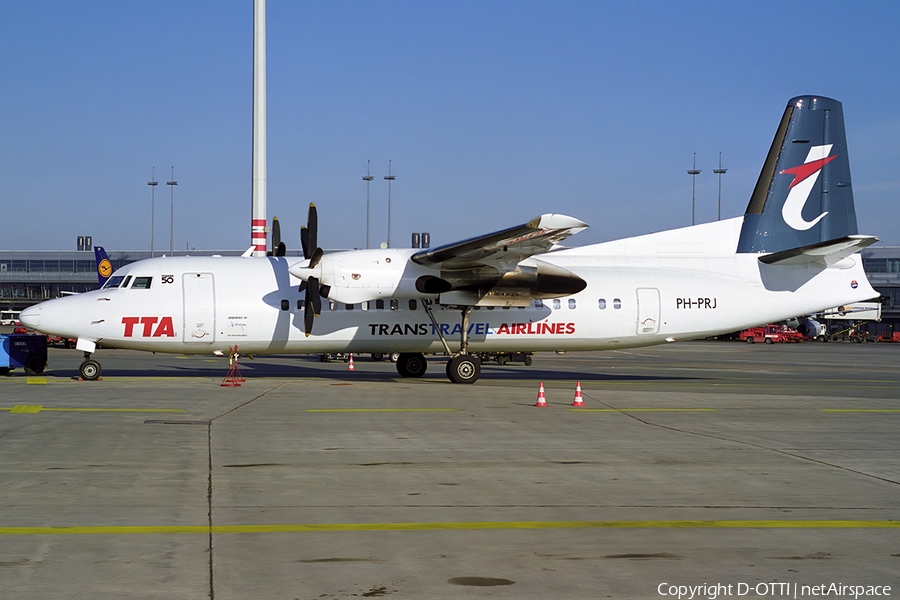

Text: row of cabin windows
xmin=279 ymin=297 xmax=624 ymax=312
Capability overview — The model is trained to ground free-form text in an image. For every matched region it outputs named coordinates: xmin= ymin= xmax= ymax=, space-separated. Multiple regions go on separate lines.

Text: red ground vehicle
xmin=739 ymin=325 xmax=803 ymax=344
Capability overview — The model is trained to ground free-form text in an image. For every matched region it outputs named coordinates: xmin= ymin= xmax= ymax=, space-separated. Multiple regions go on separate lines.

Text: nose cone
xmin=19 ymin=305 xmax=41 ymax=330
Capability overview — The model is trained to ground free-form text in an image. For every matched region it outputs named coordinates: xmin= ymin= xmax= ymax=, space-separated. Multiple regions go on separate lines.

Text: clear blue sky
xmin=3 ymin=1 xmax=899 ymax=252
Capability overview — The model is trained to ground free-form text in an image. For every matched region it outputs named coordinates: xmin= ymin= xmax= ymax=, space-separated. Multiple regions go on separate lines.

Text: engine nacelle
xmin=290 ymin=249 xmax=441 ymax=305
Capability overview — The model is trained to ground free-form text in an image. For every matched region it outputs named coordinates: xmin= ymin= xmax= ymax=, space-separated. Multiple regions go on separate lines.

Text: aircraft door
xmin=636 ymin=288 xmax=660 ymax=335
xmin=183 ymin=273 xmax=216 ymax=344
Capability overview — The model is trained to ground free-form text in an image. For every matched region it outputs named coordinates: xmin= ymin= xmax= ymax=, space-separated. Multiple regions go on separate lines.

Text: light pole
xmin=166 ymin=166 xmax=177 ymax=255
xmin=687 ymin=153 xmax=701 ymax=226
xmin=362 ymin=160 xmax=373 ymax=249
xmin=713 ymin=152 xmax=727 ymax=221
xmin=384 ymin=160 xmax=396 ymax=248
xmin=147 ymin=167 xmax=158 ymax=257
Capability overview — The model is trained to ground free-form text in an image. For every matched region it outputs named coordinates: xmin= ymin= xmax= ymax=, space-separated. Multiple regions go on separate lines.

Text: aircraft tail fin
xmin=94 ymin=246 xmax=112 ymax=287
xmin=737 ymin=96 xmax=860 ymax=254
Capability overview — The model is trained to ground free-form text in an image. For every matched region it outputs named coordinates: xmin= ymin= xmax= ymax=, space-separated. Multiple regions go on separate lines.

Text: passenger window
xmin=390 ymin=299 xmax=399 ymax=311
xmin=613 ymin=298 xmax=622 ymax=309
xmin=535 ymin=299 xmax=544 ymax=308
xmin=598 ymin=299 xmax=606 ymax=309
xmin=132 ymin=276 xmax=152 ymax=289
xmin=552 ymin=299 xmax=561 ymax=310
xmin=408 ymin=299 xmax=417 ymax=311
xmin=329 ymin=301 xmax=336 ymax=311
xmin=568 ymin=299 xmax=576 ymax=309
xmin=281 ymin=300 xmax=289 ymax=311
xmin=297 ymin=299 xmax=304 ymax=310
xmin=346 ymin=303 xmax=354 ymax=310
xmin=376 ymin=299 xmax=385 ymax=310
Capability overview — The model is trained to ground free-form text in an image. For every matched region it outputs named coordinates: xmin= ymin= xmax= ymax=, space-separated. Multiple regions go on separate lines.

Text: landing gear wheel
xmin=396 ymin=353 xmax=427 ymax=378
xmin=371 ymin=353 xmax=384 ymax=362
xmin=79 ymin=359 xmax=101 ymax=381
xmin=446 ymin=354 xmax=481 ymax=384
xmin=24 ymin=355 xmax=45 ymax=375
xmin=389 ymin=352 xmax=401 ymax=363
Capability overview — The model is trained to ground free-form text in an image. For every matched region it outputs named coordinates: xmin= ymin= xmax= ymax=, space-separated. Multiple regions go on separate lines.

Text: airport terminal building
xmin=3 ymin=246 xmax=900 ymax=327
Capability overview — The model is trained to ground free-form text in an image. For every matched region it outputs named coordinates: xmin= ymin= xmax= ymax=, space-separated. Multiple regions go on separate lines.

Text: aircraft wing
xmin=410 ymin=214 xmax=588 ymax=271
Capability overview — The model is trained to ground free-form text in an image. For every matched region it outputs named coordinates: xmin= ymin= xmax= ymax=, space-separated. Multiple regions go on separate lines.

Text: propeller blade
xmin=309 ymin=276 xmax=322 ymax=316
xmin=272 ymin=217 xmax=281 ymax=252
xmin=309 ymin=247 xmax=323 ymax=270
xmin=304 ymin=297 xmax=315 ymax=336
xmin=298 ymin=281 xmax=307 ymax=293
xmin=303 ymin=275 xmax=322 ymax=337
xmin=307 ymin=203 xmax=318 ymax=256
xmin=275 ymin=242 xmax=286 ymax=257
xmin=300 ymin=226 xmax=309 ymax=259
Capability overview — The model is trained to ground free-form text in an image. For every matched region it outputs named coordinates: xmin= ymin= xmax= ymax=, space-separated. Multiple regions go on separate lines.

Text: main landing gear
xmin=392 ymin=302 xmax=483 ymax=384
xmin=79 ymin=352 xmax=102 ymax=381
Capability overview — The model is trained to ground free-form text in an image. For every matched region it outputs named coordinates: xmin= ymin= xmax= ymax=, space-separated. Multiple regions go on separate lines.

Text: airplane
xmin=20 ymin=95 xmax=878 ymax=384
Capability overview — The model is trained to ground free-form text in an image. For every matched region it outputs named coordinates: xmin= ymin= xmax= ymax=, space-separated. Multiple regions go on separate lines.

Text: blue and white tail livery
xmin=738 ymin=95 xmax=869 ymax=258
xmin=20 ymin=96 xmax=879 ymax=383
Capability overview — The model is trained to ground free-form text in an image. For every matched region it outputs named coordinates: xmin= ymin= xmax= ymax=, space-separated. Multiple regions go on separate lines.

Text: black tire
xmin=371 ymin=353 xmax=384 ymax=362
xmin=764 ymin=338 xmax=774 ymax=344
xmin=79 ymin=359 xmax=101 ymax=381
xmin=24 ymin=354 xmax=45 ymax=376
xmin=396 ymin=353 xmax=427 ymax=378
xmin=0 ymin=367 xmax=10 ymax=376
xmin=446 ymin=354 xmax=481 ymax=384
xmin=745 ymin=337 xmax=755 ymax=344
xmin=524 ymin=355 xmax=533 ymax=366
xmin=497 ymin=355 xmax=507 ymax=366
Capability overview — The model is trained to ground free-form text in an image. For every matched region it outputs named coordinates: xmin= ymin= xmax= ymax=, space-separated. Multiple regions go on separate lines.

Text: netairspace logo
xmin=657 ymin=582 xmax=892 ymax=599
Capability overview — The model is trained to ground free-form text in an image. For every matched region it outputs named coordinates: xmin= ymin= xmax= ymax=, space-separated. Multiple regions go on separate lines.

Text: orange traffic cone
xmin=348 ymin=354 xmax=355 ymax=371
xmin=572 ymin=381 xmax=585 ymax=406
xmin=535 ymin=382 xmax=548 ymax=407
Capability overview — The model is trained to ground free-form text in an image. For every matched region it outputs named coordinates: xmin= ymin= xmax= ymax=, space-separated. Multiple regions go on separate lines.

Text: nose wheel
xmin=79 ymin=352 xmax=102 ymax=381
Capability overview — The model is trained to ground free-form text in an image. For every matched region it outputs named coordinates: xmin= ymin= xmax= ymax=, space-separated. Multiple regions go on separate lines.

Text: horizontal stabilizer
xmin=758 ymin=235 xmax=878 ymax=266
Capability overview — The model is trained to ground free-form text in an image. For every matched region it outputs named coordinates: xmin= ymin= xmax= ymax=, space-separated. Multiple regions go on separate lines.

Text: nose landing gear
xmin=79 ymin=351 xmax=102 ymax=381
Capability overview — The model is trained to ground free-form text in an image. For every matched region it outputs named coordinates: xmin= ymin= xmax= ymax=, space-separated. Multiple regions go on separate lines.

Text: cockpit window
xmin=103 ymin=275 xmax=126 ymax=289
xmin=121 ymin=275 xmax=132 ymax=289
xmin=132 ymin=276 xmax=152 ymax=289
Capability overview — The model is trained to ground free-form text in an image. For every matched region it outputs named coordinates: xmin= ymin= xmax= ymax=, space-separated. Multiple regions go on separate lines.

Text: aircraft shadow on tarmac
xmin=38 ymin=352 xmax=701 ymax=384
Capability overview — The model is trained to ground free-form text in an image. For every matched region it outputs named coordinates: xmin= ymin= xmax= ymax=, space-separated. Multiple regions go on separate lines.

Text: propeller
xmin=295 ymin=204 xmax=325 ymax=336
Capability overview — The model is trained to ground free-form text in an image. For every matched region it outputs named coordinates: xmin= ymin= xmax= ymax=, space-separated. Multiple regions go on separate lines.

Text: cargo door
xmin=183 ymin=273 xmax=216 ymax=344
xmin=636 ymin=288 xmax=660 ymax=335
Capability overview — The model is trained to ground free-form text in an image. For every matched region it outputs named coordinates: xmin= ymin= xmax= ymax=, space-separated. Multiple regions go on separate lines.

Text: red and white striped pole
xmin=250 ymin=0 xmax=267 ymax=256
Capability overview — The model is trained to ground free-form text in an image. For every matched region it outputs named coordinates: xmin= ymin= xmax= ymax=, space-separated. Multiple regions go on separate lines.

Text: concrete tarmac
xmin=1 ymin=341 xmax=899 ymax=599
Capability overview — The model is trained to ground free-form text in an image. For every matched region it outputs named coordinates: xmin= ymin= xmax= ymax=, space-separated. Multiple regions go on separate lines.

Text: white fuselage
xmin=23 ymin=218 xmax=876 ymax=356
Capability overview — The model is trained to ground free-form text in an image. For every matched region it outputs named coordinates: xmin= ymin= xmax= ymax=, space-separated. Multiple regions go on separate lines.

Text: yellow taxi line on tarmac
xmin=2 ymin=520 xmax=898 ymax=536
xmin=1 ymin=405 xmax=186 ymax=414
